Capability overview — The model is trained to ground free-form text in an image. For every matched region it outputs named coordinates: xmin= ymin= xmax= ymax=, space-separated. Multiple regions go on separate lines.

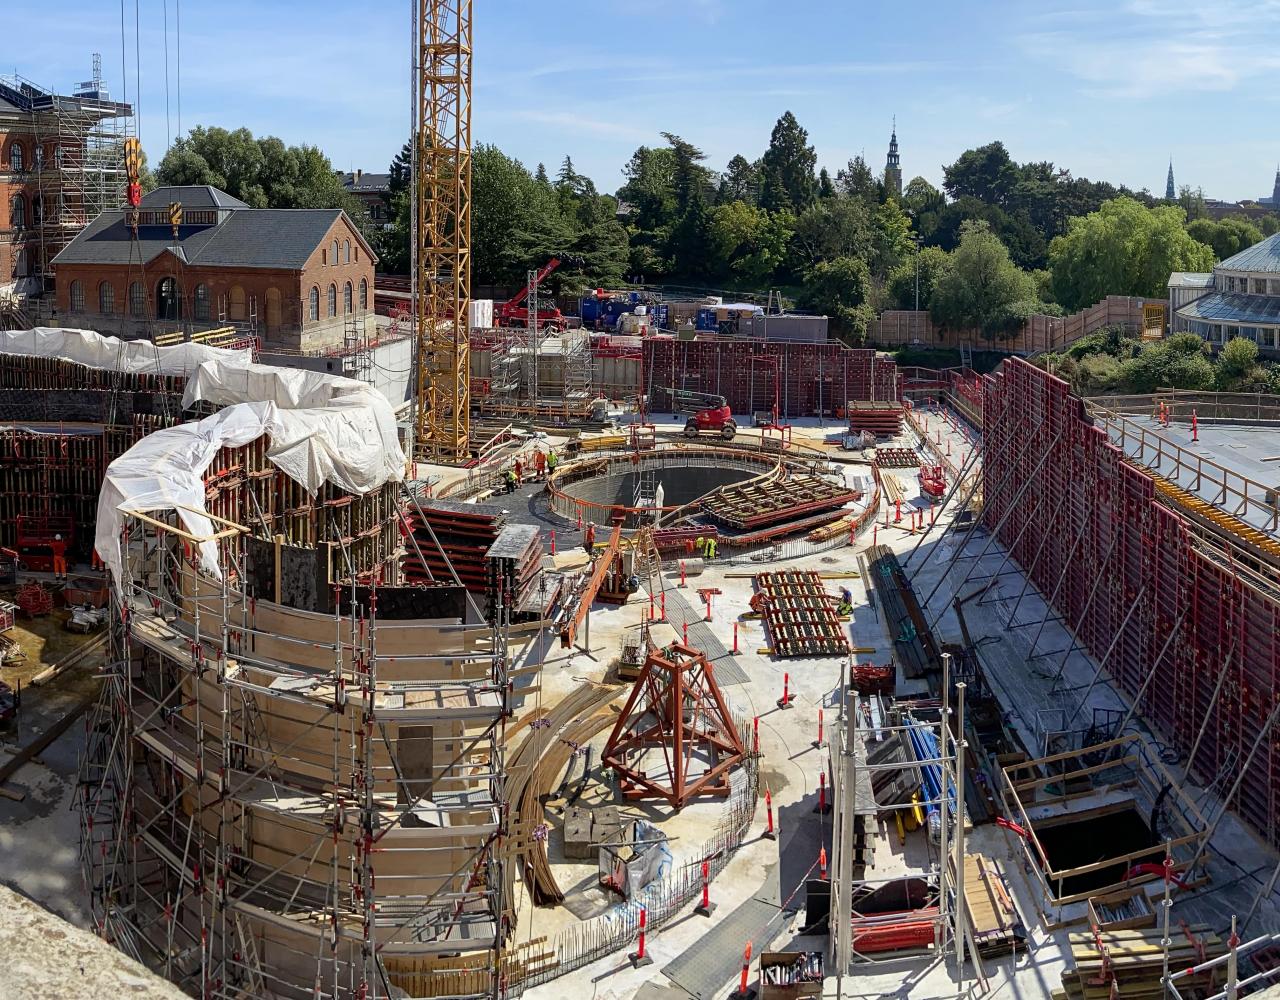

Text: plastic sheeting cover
xmin=96 ymin=398 xmax=406 ymax=588
xmin=0 ymin=327 xmax=249 ymax=375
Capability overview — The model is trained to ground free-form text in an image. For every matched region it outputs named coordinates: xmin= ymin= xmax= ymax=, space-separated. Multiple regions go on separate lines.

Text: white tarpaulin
xmin=96 ymin=399 xmax=406 ymax=588
xmin=0 ymin=327 xmax=249 ymax=375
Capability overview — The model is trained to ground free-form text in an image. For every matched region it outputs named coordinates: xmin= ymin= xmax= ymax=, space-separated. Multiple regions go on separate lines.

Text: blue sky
xmin=10 ymin=0 xmax=1280 ymax=202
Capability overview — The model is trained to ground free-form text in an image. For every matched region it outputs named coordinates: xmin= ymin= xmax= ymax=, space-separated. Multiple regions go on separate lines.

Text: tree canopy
xmin=929 ymin=220 xmax=1040 ymax=340
xmin=155 ymin=126 xmax=359 ymax=217
xmin=1048 ymin=198 xmax=1215 ymax=310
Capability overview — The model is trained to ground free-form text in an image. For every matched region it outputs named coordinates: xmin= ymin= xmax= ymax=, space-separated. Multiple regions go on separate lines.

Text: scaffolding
xmin=979 ymin=359 xmax=1280 ymax=852
xmin=0 ymin=55 xmax=134 ymax=286
xmin=78 ymin=435 xmax=510 ymax=1000
xmin=469 ymin=326 xmax=596 ymax=423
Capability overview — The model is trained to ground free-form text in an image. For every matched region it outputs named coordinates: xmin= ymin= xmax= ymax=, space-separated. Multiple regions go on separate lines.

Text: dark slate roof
xmin=51 ymin=206 xmax=375 ymax=269
xmin=1218 ymin=233 xmax=1280 ymax=274
xmin=1179 ymin=291 xmax=1280 ymax=327
xmin=139 ymin=185 xmax=250 ymax=210
xmin=340 ymin=172 xmax=391 ymax=193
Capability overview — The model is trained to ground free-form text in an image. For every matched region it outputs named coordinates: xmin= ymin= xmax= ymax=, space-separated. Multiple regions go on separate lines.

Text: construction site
xmin=4 ymin=5 xmax=1280 ymax=1000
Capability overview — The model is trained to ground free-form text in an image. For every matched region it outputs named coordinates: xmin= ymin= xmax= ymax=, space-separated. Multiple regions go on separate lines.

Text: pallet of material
xmin=703 ymin=475 xmax=858 ymax=531
xmin=755 ymin=570 xmax=852 ymax=657
xmin=1053 ymin=925 xmax=1225 ymax=1000
xmin=960 ymin=854 xmax=1024 ymax=959
xmin=874 ymin=447 xmax=920 ymax=468
xmin=486 ymin=524 xmax=544 ymax=614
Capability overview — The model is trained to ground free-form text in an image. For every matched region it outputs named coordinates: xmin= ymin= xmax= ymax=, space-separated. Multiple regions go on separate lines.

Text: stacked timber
xmin=486 ymin=524 xmax=545 ymax=619
xmin=874 ymin=447 xmax=920 ymax=469
xmin=862 ymin=545 xmax=942 ymax=680
xmin=703 ymin=475 xmax=859 ymax=531
xmin=960 ymin=854 xmax=1024 ymax=959
xmin=847 ymin=400 xmax=905 ymax=436
xmin=401 ymin=500 xmax=506 ymax=593
xmin=1053 ymin=925 xmax=1225 ymax=1000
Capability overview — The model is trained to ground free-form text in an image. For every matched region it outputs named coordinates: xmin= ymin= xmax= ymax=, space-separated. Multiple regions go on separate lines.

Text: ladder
xmin=234 ymin=912 xmax=267 ymax=997
xmin=959 ymin=341 xmax=974 ymax=371
xmin=344 ymin=317 xmax=372 ymax=382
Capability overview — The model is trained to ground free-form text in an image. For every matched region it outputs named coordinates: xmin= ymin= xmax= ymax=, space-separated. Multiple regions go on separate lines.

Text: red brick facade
xmin=55 ymin=212 xmax=375 ymax=350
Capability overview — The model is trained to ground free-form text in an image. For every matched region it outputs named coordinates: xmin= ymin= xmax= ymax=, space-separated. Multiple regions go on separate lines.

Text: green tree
xmin=1049 ymin=197 xmax=1215 ymax=311
xmin=1118 ymin=333 xmax=1215 ymax=392
xmin=787 ymin=198 xmax=872 ymax=274
xmin=708 ymin=201 xmax=794 ymax=284
xmin=942 ymin=141 xmax=1018 ymax=208
xmin=718 ymin=154 xmax=759 ymax=205
xmin=1186 ymin=216 xmax=1263 ymax=261
xmin=929 ymin=220 xmax=1038 ymax=340
xmin=1260 ymin=214 xmax=1280 ymax=237
xmin=870 ymin=198 xmax=914 ymax=275
xmin=155 ymin=125 xmax=357 ymax=216
xmin=886 ymin=245 xmax=950 ymax=310
xmin=836 ymin=155 xmax=878 ymax=205
xmin=1216 ymin=336 xmax=1262 ymax=388
xmin=797 ymin=256 xmax=875 ymax=341
xmin=617 ymin=145 xmax=677 ymax=233
xmin=388 ymin=138 xmax=412 ymax=197
xmin=1177 ymin=185 xmax=1207 ymax=222
xmin=903 ymin=176 xmax=944 ymax=217
xmin=758 ymin=111 xmax=816 ymax=213
xmin=817 ymin=167 xmax=836 ymax=200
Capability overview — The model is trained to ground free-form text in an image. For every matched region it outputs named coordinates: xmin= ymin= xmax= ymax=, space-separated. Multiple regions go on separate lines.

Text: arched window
xmin=229 ymin=285 xmax=246 ymax=321
xmin=359 ymin=277 xmax=368 ymax=311
xmin=343 ymin=281 xmax=352 ymax=314
xmin=8 ymin=142 xmax=23 ymax=172
xmin=9 ymin=195 xmax=25 ymax=230
xmin=98 ymin=281 xmax=115 ymax=315
xmin=327 ymin=283 xmax=337 ymax=318
xmin=308 ymin=286 xmax=320 ymax=322
xmin=69 ymin=279 xmax=84 ymax=312
xmin=156 ymin=277 xmax=183 ymax=321
xmin=331 ymin=239 xmax=339 ymax=266
xmin=194 ymin=283 xmax=210 ymax=321
xmin=129 ymin=281 xmax=145 ymax=317
xmin=265 ymin=287 xmax=282 ymax=331
xmin=344 ymin=239 xmax=351 ymax=264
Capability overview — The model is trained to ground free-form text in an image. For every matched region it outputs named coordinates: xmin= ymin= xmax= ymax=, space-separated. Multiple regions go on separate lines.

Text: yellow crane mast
xmin=415 ymin=0 xmax=472 ymax=462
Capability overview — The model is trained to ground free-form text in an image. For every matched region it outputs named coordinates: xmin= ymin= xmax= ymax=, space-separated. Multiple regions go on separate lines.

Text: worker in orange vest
xmin=50 ymin=533 xmax=68 ymax=582
xmin=513 ymin=458 xmax=524 ymax=486
xmin=583 ymin=522 xmax=596 ymax=557
xmin=534 ymin=450 xmax=547 ymax=479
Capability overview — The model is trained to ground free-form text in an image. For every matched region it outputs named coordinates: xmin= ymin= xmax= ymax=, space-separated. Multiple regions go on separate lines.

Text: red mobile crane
xmin=496 ymin=258 xmax=566 ymax=329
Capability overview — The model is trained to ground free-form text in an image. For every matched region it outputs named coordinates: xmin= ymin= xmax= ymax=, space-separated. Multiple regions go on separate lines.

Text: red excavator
xmin=664 ymin=388 xmax=737 ymax=441
xmin=495 ymin=258 xmax=565 ymax=330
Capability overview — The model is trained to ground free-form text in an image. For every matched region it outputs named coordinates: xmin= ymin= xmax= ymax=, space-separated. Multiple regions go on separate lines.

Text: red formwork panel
xmin=983 ymin=358 xmax=1280 ymax=849
xmin=641 ymin=338 xmax=902 ymax=418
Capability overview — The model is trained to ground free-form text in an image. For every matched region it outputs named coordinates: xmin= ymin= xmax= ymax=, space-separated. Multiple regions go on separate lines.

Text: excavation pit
xmin=548 ymin=447 xmax=789 ymax=530
xmin=1033 ymin=805 xmax=1157 ymax=897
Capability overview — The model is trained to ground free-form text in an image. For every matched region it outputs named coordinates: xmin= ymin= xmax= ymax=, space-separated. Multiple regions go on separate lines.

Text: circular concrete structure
xmin=548 ymin=445 xmax=797 ymax=530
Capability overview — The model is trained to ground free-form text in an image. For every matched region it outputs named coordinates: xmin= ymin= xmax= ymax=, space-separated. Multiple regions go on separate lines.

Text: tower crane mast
xmin=414 ymin=0 xmax=472 ymax=462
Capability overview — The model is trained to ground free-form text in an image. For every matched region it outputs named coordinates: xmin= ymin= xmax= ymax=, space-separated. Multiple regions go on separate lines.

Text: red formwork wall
xmin=983 ymin=358 xmax=1280 ymax=848
xmin=643 ymin=339 xmax=901 ymax=418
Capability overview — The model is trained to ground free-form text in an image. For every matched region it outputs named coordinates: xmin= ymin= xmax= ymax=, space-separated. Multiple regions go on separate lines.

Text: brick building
xmin=1 ymin=62 xmax=132 ymax=303
xmin=338 ymin=170 xmax=392 ymax=226
xmin=53 ymin=184 xmax=377 ymax=350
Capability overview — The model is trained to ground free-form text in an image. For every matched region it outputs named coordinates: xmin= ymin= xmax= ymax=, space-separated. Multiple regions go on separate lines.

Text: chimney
xmin=356 ymin=168 xmax=363 ymax=184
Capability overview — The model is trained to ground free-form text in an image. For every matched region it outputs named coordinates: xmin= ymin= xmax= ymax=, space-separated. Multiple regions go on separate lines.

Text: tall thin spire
xmin=1273 ymin=163 xmax=1280 ymax=205
xmin=1165 ymin=158 xmax=1175 ymax=201
xmin=885 ymin=118 xmax=902 ymax=198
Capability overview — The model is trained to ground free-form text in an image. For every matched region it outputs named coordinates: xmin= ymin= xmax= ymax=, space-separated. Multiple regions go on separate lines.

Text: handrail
xmin=1086 ymin=403 xmax=1280 ymax=537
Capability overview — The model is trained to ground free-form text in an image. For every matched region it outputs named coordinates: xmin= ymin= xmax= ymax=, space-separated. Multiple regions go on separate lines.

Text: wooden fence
xmin=869 ymin=295 xmax=1158 ymax=355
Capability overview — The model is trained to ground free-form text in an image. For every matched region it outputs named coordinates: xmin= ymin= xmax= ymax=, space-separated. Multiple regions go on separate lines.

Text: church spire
xmin=1165 ymin=158 xmax=1175 ymax=201
xmin=884 ymin=117 xmax=902 ymax=198
xmin=1273 ymin=164 xmax=1280 ymax=205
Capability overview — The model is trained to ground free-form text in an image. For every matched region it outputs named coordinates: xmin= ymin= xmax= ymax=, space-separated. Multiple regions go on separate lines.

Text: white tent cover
xmin=0 ymin=328 xmax=406 ymax=586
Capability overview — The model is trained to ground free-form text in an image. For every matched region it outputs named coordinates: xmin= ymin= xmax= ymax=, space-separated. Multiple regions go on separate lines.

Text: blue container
xmin=652 ymin=304 xmax=670 ymax=329
xmin=696 ymin=307 xmax=717 ymax=331
xmin=580 ymin=297 xmax=600 ymax=325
